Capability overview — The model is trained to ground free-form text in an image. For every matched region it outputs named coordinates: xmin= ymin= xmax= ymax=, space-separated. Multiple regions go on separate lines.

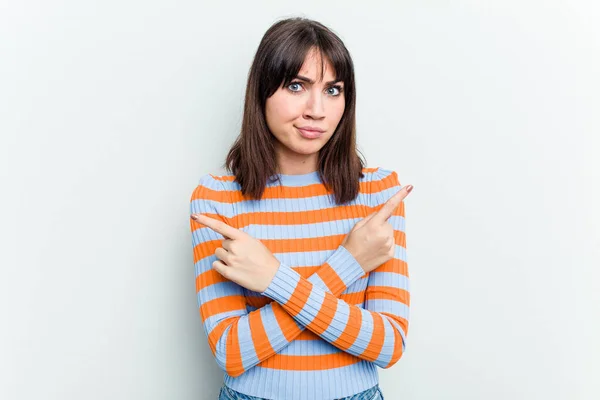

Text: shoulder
xmin=189 ymin=169 xmax=236 ymax=218
xmin=364 ymin=166 xmax=401 ymax=188
xmin=365 ymin=167 xmax=403 ymax=207
xmin=192 ymin=168 xmax=236 ymax=194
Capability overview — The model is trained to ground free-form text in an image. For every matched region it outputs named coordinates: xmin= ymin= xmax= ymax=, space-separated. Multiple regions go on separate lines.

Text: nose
xmin=303 ymin=90 xmax=325 ymax=120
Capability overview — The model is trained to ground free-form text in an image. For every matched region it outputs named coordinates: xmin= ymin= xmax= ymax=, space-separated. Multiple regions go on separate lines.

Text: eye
xmin=327 ymin=85 xmax=344 ymax=96
xmin=287 ymin=82 xmax=303 ymax=93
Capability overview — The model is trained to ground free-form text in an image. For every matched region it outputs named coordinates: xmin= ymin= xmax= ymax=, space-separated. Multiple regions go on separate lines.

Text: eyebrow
xmin=294 ymin=75 xmax=343 ymax=85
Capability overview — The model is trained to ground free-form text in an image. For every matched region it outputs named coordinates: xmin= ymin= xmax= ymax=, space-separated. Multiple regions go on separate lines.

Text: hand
xmin=341 ymin=184 xmax=413 ymax=273
xmin=190 ymin=214 xmax=281 ymax=293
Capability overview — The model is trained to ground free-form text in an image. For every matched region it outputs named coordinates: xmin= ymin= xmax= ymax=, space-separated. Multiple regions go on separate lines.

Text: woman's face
xmin=265 ymin=49 xmax=345 ymax=173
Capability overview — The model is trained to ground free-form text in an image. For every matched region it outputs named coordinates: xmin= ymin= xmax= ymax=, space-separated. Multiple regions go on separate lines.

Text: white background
xmin=1 ymin=1 xmax=598 ymax=399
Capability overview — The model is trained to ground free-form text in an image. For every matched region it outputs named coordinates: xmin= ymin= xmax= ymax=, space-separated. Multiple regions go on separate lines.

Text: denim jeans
xmin=218 ymin=383 xmax=384 ymax=400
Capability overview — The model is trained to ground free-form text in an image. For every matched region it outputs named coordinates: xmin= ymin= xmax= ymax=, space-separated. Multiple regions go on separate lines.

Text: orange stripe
xmin=282 ymin=279 xmax=313 ymax=317
xmin=331 ymin=304 xmax=362 ymax=350
xmin=192 ymin=168 xmax=379 ymax=202
xmin=261 ymin=235 xmax=345 ymax=253
xmin=228 ymin=205 xmax=371 ymax=228
xmin=199 ymin=295 xmax=245 ymax=320
xmin=381 ymin=312 xmax=409 ymax=337
xmin=195 ymin=269 xmax=228 ymax=293
xmin=297 ymin=330 xmax=320 ymax=341
xmin=258 ymin=351 xmax=361 ymax=371
xmin=360 ymin=313 xmax=385 ymax=362
xmin=244 ymin=294 xmax=366 ymax=315
xmin=306 ymin=294 xmax=337 ymax=335
xmin=206 ymin=317 xmax=235 ymax=356
xmin=271 ymin=304 xmax=302 ymax=342
xmin=315 ymin=263 xmax=347 ymax=296
xmin=190 ymin=184 xmax=230 ymax=202
xmin=248 ymin=310 xmax=274 ymax=360
xmin=366 ymin=286 xmax=410 ymax=306
xmin=192 ymin=238 xmax=221 ymax=264
xmin=385 ymin=322 xmax=404 ymax=367
xmin=244 ymin=296 xmax=272 ymax=309
xmin=371 ymin=170 xmax=400 ymax=195
xmin=340 ymin=292 xmax=367 ymax=306
xmin=373 ymin=258 xmax=408 ymax=277
xmin=225 ymin=322 xmax=243 ymax=375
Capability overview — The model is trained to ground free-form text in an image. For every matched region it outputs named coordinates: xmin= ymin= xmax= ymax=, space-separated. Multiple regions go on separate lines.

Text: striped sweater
xmin=189 ymin=167 xmax=409 ymax=400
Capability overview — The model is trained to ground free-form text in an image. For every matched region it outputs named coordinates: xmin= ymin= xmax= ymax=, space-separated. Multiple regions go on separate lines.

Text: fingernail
xmin=406 ymin=185 xmax=413 ymax=193
xmin=191 ymin=214 xmax=199 ymax=221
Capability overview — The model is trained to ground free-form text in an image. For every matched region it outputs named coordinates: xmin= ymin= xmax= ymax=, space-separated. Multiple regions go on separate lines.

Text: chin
xmin=290 ymin=141 xmax=324 ymax=155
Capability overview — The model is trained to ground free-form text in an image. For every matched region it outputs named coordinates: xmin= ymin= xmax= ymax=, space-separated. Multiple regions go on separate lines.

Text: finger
xmin=214 ymin=247 xmax=230 ymax=263
xmin=212 ymin=260 xmax=232 ymax=280
xmin=191 ymin=214 xmax=242 ymax=239
xmin=372 ymin=185 xmax=410 ymax=223
xmin=221 ymin=238 xmax=234 ymax=251
xmin=355 ymin=211 xmax=377 ymax=228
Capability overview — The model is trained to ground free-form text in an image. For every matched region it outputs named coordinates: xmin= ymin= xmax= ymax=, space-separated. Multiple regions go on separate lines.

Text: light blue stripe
xmin=321 ymin=300 xmax=350 ymax=342
xmin=217 ymin=170 xmax=380 ymax=191
xmin=371 ymin=185 xmax=402 ymax=207
xmin=240 ymin=215 xmax=404 ymax=238
xmin=195 ymin=249 xmax=336 ymax=268
xmin=191 ymin=192 xmax=371 ymax=218
xmin=191 ymin=226 xmax=226 ymax=245
xmin=393 ymin=244 xmax=407 ymax=262
xmin=295 ymin=285 xmax=327 ymax=327
xmin=277 ymin=339 xmax=340 ymax=356
xmin=364 ymin=299 xmax=409 ymax=320
xmin=214 ymin=324 xmax=233 ymax=368
xmin=307 ymin=273 xmax=330 ymax=293
xmin=387 ymin=317 xmax=407 ymax=350
xmin=236 ymin=318 xmax=258 ymax=371
xmin=367 ymin=272 xmax=410 ymax=289
xmin=224 ymin=359 xmax=379 ymax=400
xmin=377 ymin=318 xmax=396 ymax=366
xmin=347 ymin=311 xmax=375 ymax=355
xmin=197 ymin=282 xmax=242 ymax=308
xmin=260 ymin=303 xmax=297 ymax=349
xmin=190 ymin=198 xmax=230 ymax=216
xmin=205 ymin=310 xmax=246 ymax=333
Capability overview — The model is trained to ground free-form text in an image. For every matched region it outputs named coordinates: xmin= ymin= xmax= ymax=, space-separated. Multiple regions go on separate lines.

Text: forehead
xmin=298 ymin=49 xmax=336 ymax=81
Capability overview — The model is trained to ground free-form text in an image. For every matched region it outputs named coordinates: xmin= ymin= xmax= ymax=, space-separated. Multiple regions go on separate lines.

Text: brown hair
xmin=224 ymin=17 xmax=366 ymax=205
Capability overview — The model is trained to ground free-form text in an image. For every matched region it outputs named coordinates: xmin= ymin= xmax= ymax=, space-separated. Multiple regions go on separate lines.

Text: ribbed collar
xmin=268 ymin=170 xmax=322 ymax=186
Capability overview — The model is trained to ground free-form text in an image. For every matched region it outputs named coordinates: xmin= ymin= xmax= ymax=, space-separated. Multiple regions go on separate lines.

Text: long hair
xmin=224 ymin=17 xmax=366 ymax=205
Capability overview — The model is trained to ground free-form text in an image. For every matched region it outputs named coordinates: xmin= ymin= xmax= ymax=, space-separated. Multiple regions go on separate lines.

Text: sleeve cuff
xmin=325 ymin=245 xmax=366 ymax=288
xmin=260 ymin=262 xmax=301 ymax=304
xmin=260 ymin=246 xmax=365 ymax=302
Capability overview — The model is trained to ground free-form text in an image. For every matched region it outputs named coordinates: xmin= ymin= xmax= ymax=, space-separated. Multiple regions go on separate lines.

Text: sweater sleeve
xmin=191 ymin=173 xmax=366 ymax=377
xmin=260 ymin=168 xmax=410 ymax=368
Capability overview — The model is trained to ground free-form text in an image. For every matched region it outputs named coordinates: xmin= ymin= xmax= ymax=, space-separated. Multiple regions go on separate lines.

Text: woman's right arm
xmin=190 ymin=174 xmax=365 ymax=377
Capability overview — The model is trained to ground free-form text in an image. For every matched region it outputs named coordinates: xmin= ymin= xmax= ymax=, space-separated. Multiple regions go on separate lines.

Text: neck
xmin=275 ymin=145 xmax=319 ymax=175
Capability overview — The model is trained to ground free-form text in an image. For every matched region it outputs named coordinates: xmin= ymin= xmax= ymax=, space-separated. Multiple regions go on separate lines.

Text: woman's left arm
xmin=260 ymin=169 xmax=410 ymax=368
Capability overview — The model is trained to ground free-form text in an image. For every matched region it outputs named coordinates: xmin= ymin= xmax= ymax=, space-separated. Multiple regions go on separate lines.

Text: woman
xmin=190 ymin=17 xmax=413 ymax=400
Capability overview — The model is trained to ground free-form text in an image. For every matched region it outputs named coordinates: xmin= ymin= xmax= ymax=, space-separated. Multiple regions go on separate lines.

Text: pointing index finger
xmin=191 ymin=214 xmax=242 ymax=240
xmin=372 ymin=186 xmax=408 ymax=223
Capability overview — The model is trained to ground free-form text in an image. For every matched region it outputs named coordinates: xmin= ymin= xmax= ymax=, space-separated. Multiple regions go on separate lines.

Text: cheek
xmin=266 ymin=94 xmax=301 ymax=124
xmin=330 ymin=100 xmax=345 ymax=123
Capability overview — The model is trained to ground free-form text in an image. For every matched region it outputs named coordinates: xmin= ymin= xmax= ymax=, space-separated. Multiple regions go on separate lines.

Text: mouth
xmin=295 ymin=126 xmax=325 ymax=139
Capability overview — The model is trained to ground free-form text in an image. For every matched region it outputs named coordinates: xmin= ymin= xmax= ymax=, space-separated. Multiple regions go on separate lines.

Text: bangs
xmin=261 ymin=27 xmax=353 ymax=100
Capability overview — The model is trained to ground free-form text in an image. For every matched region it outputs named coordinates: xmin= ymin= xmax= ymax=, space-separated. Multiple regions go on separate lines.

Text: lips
xmin=296 ymin=126 xmax=325 ymax=139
